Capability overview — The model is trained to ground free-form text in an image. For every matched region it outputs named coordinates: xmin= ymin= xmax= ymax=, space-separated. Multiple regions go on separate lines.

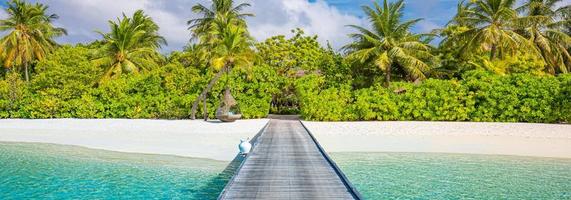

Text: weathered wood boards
xmin=218 ymin=118 xmax=361 ymax=200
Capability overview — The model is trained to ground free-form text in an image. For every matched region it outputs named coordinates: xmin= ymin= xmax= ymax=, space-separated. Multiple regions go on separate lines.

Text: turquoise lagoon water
xmin=331 ymin=152 xmax=571 ymax=199
xmin=0 ymin=142 xmax=236 ymax=199
xmin=2 ymin=143 xmax=571 ymax=199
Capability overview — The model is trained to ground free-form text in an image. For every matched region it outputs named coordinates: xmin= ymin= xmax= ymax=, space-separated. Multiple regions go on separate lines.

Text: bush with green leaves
xmin=0 ymin=45 xmax=278 ymax=119
xmin=295 ymin=75 xmax=353 ymax=121
xmin=297 ymin=70 xmax=568 ymax=123
xmin=557 ymin=74 xmax=571 ymax=122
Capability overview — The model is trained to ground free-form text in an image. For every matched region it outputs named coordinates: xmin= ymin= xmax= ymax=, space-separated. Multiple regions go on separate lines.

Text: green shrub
xmin=0 ymin=45 xmax=277 ymax=119
xmin=351 ymin=87 xmax=398 ymax=121
xmin=557 ymin=74 xmax=571 ymax=122
xmin=295 ymin=75 xmax=353 ymax=121
xmin=394 ymin=79 xmax=474 ymax=121
xmin=0 ymin=72 xmax=27 ymax=118
xmin=297 ymin=71 xmax=568 ymax=123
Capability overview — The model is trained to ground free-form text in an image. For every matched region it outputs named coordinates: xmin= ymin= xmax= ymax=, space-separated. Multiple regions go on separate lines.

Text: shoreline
xmin=1 ymin=119 xmax=570 ymax=160
xmin=0 ymin=119 xmax=269 ymax=161
xmin=0 ymin=141 xmax=231 ymax=163
xmin=302 ymin=121 xmax=571 ymax=159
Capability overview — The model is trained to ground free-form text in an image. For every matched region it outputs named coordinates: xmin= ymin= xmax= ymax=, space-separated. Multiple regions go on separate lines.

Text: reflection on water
xmin=331 ymin=152 xmax=571 ymax=200
xmin=0 ymin=142 xmax=240 ymax=199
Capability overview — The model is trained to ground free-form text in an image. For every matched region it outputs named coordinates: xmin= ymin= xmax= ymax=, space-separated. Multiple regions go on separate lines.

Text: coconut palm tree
xmin=448 ymin=0 xmax=475 ymax=27
xmin=455 ymin=0 xmax=536 ymax=60
xmin=437 ymin=0 xmax=475 ymax=46
xmin=188 ymin=0 xmax=254 ymax=120
xmin=0 ymin=0 xmax=66 ymax=81
xmin=343 ymin=0 xmax=434 ymax=87
xmin=130 ymin=10 xmax=167 ymax=49
xmin=93 ymin=10 xmax=166 ymax=83
xmin=190 ymin=17 xmax=255 ymax=120
xmin=516 ymin=0 xmax=571 ymax=74
xmin=187 ymin=0 xmax=252 ymax=42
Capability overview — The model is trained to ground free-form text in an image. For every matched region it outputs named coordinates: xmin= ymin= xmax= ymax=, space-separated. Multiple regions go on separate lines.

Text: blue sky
xmin=1 ymin=0 xmax=568 ymax=51
xmin=322 ymin=0 xmax=458 ymax=33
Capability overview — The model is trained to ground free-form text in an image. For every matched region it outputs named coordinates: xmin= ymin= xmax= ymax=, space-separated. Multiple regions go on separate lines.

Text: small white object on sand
xmin=238 ymin=138 xmax=252 ymax=155
xmin=0 ymin=119 xmax=268 ymax=161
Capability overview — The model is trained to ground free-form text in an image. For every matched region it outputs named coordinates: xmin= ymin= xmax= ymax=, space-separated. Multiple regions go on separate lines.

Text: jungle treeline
xmin=0 ymin=0 xmax=570 ymax=122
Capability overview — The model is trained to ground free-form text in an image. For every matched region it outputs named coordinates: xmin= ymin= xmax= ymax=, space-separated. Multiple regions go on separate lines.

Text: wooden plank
xmin=218 ymin=118 xmax=361 ymax=200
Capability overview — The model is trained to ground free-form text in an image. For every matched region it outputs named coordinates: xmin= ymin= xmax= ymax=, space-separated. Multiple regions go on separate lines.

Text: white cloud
xmin=32 ymin=0 xmax=204 ymax=52
xmin=28 ymin=0 xmax=362 ymax=52
xmin=247 ymin=0 xmax=365 ymax=50
xmin=416 ymin=20 xmax=440 ymax=33
xmin=0 ymin=8 xmax=8 ymax=38
xmin=0 ymin=7 xmax=7 ymax=19
xmin=556 ymin=0 xmax=571 ymax=8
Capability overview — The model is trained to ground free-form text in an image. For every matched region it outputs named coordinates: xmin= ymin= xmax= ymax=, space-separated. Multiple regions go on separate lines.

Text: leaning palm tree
xmin=188 ymin=0 xmax=254 ymax=120
xmin=0 ymin=0 xmax=66 ymax=81
xmin=516 ymin=0 xmax=571 ymax=74
xmin=190 ymin=16 xmax=255 ymax=120
xmin=93 ymin=10 xmax=166 ymax=83
xmin=343 ymin=0 xmax=434 ymax=87
xmin=454 ymin=0 xmax=536 ymax=60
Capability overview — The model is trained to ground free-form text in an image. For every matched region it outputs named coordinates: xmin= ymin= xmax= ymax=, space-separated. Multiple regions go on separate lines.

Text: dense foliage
xmin=296 ymin=71 xmax=571 ymax=122
xmin=0 ymin=45 xmax=279 ymax=119
xmin=1 ymin=0 xmax=570 ymax=123
xmin=0 ymin=0 xmax=66 ymax=81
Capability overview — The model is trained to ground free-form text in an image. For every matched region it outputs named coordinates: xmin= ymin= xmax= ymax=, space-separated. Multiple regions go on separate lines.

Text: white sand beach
xmin=2 ymin=119 xmax=570 ymax=160
xmin=0 ymin=119 xmax=268 ymax=161
xmin=303 ymin=121 xmax=571 ymax=159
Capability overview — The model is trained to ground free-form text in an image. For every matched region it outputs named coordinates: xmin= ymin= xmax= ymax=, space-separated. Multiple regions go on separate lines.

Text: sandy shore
xmin=302 ymin=121 xmax=571 ymax=159
xmin=2 ymin=119 xmax=569 ymax=160
xmin=0 ymin=119 xmax=268 ymax=161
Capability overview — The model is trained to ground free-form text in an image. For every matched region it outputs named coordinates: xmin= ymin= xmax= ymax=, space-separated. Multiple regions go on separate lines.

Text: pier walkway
xmin=218 ymin=116 xmax=361 ymax=199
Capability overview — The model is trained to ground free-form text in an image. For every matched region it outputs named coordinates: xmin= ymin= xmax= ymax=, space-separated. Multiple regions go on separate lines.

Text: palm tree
xmin=448 ymin=0 xmax=475 ymax=27
xmin=343 ymin=0 xmax=434 ymax=87
xmin=187 ymin=0 xmax=252 ymax=42
xmin=188 ymin=0 xmax=254 ymax=120
xmin=516 ymin=0 xmax=571 ymax=74
xmin=454 ymin=0 xmax=536 ymax=60
xmin=93 ymin=10 xmax=166 ymax=82
xmin=130 ymin=10 xmax=167 ymax=49
xmin=0 ymin=0 xmax=66 ymax=81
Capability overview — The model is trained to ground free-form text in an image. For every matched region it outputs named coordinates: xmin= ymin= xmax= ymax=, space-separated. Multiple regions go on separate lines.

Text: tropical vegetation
xmin=0 ymin=0 xmax=570 ymax=123
xmin=93 ymin=10 xmax=166 ymax=83
xmin=0 ymin=0 xmax=66 ymax=81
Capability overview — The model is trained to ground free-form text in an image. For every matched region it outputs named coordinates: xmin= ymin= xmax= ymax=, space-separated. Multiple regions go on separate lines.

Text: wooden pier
xmin=218 ymin=116 xmax=362 ymax=200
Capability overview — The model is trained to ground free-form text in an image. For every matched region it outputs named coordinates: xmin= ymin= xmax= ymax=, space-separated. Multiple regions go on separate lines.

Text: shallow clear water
xmin=0 ymin=142 xmax=235 ymax=199
xmin=331 ymin=152 xmax=571 ymax=199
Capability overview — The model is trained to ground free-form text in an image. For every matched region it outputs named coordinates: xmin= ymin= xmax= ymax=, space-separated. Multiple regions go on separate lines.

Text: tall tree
xmin=343 ymin=0 xmax=434 ymax=87
xmin=188 ymin=0 xmax=254 ymax=120
xmin=93 ymin=10 xmax=166 ymax=83
xmin=516 ymin=0 xmax=571 ymax=74
xmin=187 ymin=0 xmax=252 ymax=42
xmin=0 ymin=0 xmax=66 ymax=81
xmin=454 ymin=0 xmax=536 ymax=60
xmin=448 ymin=0 xmax=475 ymax=27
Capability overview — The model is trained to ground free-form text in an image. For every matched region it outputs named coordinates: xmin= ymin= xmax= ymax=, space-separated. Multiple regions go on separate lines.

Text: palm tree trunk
xmin=24 ymin=62 xmax=29 ymax=82
xmin=490 ymin=44 xmax=497 ymax=60
xmin=203 ymin=93 xmax=208 ymax=121
xmin=190 ymin=66 xmax=227 ymax=120
xmin=385 ymin=66 xmax=391 ymax=87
